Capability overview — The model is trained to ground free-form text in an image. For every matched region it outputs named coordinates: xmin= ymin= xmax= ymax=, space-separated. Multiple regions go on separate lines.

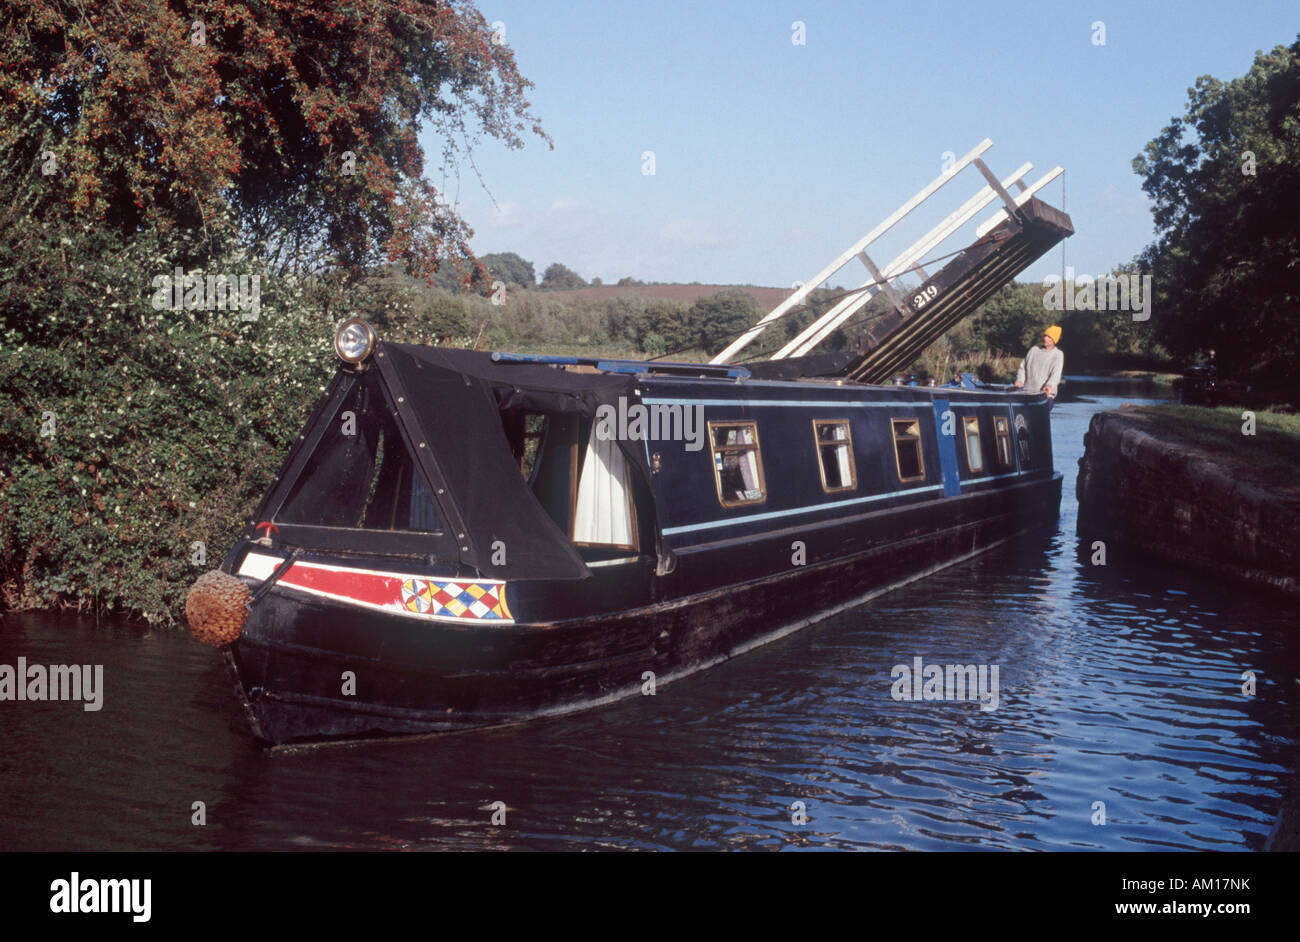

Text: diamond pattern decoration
xmin=403 ymin=578 xmax=509 ymax=620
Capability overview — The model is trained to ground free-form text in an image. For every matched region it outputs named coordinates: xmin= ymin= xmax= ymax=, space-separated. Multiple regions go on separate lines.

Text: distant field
xmin=545 ymin=283 xmax=792 ymax=309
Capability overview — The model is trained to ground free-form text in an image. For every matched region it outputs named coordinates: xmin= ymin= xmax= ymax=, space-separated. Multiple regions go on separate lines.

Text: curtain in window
xmin=964 ymin=419 xmax=983 ymax=472
xmin=573 ymin=425 xmax=634 ymax=546
xmin=727 ymin=427 xmax=759 ymax=492
xmin=829 ymin=426 xmax=852 ymax=482
xmin=738 ymin=449 xmax=758 ymax=492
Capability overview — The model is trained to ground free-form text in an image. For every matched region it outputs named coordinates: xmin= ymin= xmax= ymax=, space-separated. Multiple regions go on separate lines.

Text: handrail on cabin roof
xmin=490 ymin=351 xmax=751 ymax=379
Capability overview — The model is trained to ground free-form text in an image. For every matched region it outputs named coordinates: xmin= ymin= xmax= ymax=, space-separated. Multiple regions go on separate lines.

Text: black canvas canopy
xmin=370 ymin=344 xmax=657 ymax=581
xmin=251 ymin=343 xmax=664 ymax=580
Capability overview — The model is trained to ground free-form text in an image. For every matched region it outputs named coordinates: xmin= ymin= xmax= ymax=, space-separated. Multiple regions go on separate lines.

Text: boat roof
xmin=424 ymin=347 xmax=1040 ymax=403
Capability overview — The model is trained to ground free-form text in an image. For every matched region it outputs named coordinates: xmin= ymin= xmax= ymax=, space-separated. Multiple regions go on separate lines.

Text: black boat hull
xmin=228 ymin=471 xmax=1061 ymax=745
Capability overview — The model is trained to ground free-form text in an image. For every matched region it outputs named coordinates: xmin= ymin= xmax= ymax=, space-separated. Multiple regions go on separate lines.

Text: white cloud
xmin=657 ymin=216 xmax=745 ymax=249
xmin=487 ymin=200 xmax=525 ymax=226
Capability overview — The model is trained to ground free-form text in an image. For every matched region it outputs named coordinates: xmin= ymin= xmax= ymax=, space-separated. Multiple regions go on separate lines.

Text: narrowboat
xmin=187 ymin=141 xmax=1075 ymax=744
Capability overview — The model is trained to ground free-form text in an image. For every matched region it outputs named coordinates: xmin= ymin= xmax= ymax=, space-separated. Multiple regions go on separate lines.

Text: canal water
xmin=2 ymin=377 xmax=1297 ymax=851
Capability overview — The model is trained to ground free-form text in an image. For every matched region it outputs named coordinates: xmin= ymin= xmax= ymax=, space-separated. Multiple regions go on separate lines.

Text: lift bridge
xmin=714 ymin=139 xmax=1073 ymax=384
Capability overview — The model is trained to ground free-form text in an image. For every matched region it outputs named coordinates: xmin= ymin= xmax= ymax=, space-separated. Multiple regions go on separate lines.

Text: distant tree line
xmin=437 ymin=251 xmax=759 ymax=296
xmin=432 ymin=252 xmax=597 ymax=291
xmin=409 ymin=257 xmax=1164 ymax=377
xmin=383 ymin=273 xmax=772 ymax=358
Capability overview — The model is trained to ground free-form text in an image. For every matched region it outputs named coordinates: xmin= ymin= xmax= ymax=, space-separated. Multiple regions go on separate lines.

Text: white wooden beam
xmin=776 ymin=162 xmax=1032 ymax=358
xmin=771 ymin=279 xmax=876 ymax=359
xmin=974 ymin=166 xmax=1063 ymax=237
xmin=709 ymin=138 xmax=994 ymax=364
xmin=972 ymin=156 xmax=1022 ymax=219
xmin=857 ymin=250 xmax=907 ymax=314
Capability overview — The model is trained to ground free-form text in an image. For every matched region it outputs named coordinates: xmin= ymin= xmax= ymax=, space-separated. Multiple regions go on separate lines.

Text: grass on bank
xmin=1128 ymin=405 xmax=1300 ymax=490
xmin=1105 ymin=370 xmax=1181 ymax=384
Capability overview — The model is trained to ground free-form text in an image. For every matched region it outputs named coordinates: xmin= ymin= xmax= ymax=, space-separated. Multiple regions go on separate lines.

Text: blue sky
xmin=422 ymin=1 xmax=1297 ymax=290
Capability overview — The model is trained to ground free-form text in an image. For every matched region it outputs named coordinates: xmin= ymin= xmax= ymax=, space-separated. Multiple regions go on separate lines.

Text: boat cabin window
xmin=502 ymin=410 xmax=549 ymax=483
xmin=963 ymin=416 xmax=984 ymax=473
xmin=813 ymin=420 xmax=856 ymax=493
xmin=1016 ymin=420 xmax=1033 ymax=468
xmin=891 ymin=418 xmax=925 ymax=483
xmin=276 ymin=381 xmax=440 ymax=532
xmin=709 ymin=421 xmax=766 ymax=507
xmin=993 ymin=415 xmax=1014 ymax=469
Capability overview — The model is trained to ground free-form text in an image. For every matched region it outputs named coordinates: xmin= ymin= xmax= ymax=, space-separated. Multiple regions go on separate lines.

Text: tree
xmin=786 ymin=287 xmax=890 ymax=355
xmin=419 ymin=295 xmax=472 ymax=341
xmin=1133 ymin=37 xmax=1300 ymax=399
xmin=0 ymin=0 xmax=552 ymax=620
xmin=689 ymin=290 xmax=760 ymax=357
xmin=0 ymin=0 xmax=551 ymax=282
xmin=634 ymin=301 xmax=692 ymax=353
xmin=480 ymin=252 xmax=536 ymax=288
xmin=969 ymin=282 xmax=1043 ymax=355
xmin=640 ymin=332 xmax=666 ymax=357
xmin=540 ymin=262 xmax=586 ymax=289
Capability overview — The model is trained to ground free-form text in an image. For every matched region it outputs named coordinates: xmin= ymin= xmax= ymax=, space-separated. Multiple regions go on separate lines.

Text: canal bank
xmin=1076 ymin=405 xmax=1300 ymax=600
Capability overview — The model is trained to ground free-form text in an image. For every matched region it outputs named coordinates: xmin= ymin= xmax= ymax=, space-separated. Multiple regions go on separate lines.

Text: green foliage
xmin=1101 ymin=261 xmax=1160 ymax=357
xmin=689 ymin=290 xmax=761 ymax=356
xmin=964 ymin=278 xmax=1165 ymax=370
xmin=1133 ymin=36 xmax=1300 ymax=403
xmin=539 ymin=262 xmax=587 ymax=290
xmin=0 ymin=0 xmax=563 ymax=622
xmin=1055 ymin=308 xmax=1115 ymax=363
xmin=416 ymin=295 xmax=473 ymax=343
xmin=970 ymin=282 xmax=1043 ymax=355
xmin=779 ymin=287 xmax=891 ymax=356
xmin=480 ymin=252 xmax=536 ymax=288
xmin=634 ymin=300 xmax=694 ymax=353
xmin=0 ymin=226 xmax=336 ymax=622
xmin=0 ymin=0 xmax=551 ymax=282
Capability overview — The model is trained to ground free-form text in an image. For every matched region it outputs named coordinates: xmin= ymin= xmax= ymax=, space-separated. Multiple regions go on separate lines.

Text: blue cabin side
xmin=636 ymin=377 xmax=1055 ymax=553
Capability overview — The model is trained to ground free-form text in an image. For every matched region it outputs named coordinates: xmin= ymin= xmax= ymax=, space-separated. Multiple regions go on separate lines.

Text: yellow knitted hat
xmin=1044 ymin=325 xmax=1062 ymax=344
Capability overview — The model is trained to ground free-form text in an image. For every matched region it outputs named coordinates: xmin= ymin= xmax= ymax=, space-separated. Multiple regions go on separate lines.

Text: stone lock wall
xmin=1076 ymin=409 xmax=1300 ymax=599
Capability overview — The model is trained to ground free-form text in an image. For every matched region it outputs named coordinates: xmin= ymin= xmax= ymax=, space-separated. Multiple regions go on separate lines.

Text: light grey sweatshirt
xmin=1016 ymin=345 xmax=1064 ymax=395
